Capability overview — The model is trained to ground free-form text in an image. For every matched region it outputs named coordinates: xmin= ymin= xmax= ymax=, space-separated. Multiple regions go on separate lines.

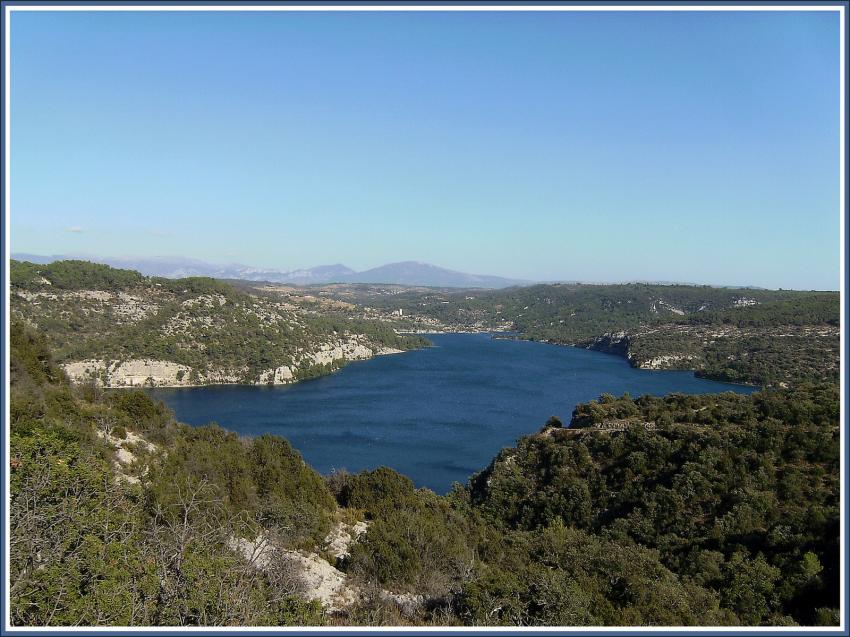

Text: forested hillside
xmin=10 ymin=260 xmax=428 ymax=386
xmin=356 ymin=283 xmax=839 ymax=386
xmin=9 ymin=321 xmax=839 ymax=626
xmin=466 ymin=388 xmax=839 ymax=625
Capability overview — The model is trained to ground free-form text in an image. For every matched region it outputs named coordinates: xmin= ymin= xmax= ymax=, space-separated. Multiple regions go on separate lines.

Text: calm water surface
xmin=148 ymin=333 xmax=757 ymax=493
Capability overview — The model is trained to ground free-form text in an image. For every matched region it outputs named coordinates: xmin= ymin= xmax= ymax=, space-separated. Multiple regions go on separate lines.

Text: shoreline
xmin=82 ymin=345 xmax=415 ymax=390
xmin=71 ymin=331 xmax=760 ymax=392
xmin=488 ymin=332 xmax=762 ymax=389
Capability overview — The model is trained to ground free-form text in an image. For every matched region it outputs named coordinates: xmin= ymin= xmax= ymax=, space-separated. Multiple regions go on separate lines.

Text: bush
xmin=249 ymin=435 xmax=337 ymax=544
xmin=337 ymin=467 xmax=417 ymax=517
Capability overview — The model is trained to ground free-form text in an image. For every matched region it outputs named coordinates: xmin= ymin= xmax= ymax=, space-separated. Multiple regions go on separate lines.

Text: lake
xmin=148 ymin=333 xmax=758 ymax=493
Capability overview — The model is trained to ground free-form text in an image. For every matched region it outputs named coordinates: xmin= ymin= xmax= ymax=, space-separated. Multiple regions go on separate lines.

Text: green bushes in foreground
xmin=8 ymin=321 xmax=840 ymax=626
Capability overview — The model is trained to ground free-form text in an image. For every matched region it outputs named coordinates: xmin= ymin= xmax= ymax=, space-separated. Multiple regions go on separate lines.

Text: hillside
xmin=10 ymin=260 xmax=428 ymax=387
xmin=11 ymin=260 xmax=839 ymax=389
xmin=463 ymin=386 xmax=839 ymax=626
xmin=9 ymin=323 xmax=839 ymax=626
xmin=349 ymin=283 xmax=840 ymax=387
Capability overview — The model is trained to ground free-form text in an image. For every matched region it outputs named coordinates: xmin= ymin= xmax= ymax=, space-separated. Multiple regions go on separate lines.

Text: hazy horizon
xmin=10 ymin=250 xmax=837 ymax=291
xmin=10 ymin=10 xmax=841 ymax=290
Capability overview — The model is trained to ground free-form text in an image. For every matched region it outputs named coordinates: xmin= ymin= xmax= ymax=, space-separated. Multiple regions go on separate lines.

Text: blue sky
xmin=9 ymin=9 xmax=841 ymax=289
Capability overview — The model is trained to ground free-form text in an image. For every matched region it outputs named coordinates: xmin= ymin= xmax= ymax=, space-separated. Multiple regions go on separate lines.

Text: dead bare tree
xmin=94 ymin=412 xmax=117 ymax=439
xmin=143 ymin=478 xmax=282 ymax=626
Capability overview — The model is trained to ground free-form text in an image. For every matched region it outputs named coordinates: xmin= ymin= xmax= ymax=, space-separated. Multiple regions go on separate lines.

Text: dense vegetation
xmin=10 ymin=260 xmax=428 ymax=384
xmin=11 ymin=259 xmax=146 ymax=291
xmin=9 ymin=320 xmax=839 ymax=626
xmin=356 ymin=283 xmax=839 ymax=386
xmin=466 ymin=388 xmax=839 ymax=625
xmin=10 ymin=321 xmax=331 ymax=625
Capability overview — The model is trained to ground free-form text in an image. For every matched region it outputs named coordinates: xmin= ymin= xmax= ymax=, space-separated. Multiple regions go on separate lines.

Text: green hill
xmin=357 ymin=282 xmax=839 ymax=386
xmin=10 ymin=259 xmax=428 ymax=386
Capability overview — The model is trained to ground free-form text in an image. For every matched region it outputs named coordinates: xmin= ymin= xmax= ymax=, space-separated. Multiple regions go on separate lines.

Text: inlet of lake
xmin=148 ymin=333 xmax=758 ymax=493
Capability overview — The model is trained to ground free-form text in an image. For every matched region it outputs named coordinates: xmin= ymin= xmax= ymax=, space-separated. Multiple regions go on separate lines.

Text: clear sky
xmin=9 ymin=9 xmax=841 ymax=290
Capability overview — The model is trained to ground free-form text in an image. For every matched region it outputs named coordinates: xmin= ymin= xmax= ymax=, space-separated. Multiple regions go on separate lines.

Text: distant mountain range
xmin=11 ymin=253 xmax=531 ymax=289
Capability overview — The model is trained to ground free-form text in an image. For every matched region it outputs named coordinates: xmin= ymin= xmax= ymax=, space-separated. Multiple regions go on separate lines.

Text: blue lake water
xmin=148 ymin=333 xmax=758 ymax=493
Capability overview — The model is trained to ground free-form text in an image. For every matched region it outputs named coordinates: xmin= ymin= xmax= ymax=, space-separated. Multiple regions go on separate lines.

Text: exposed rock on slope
xmin=229 ymin=520 xmax=370 ymax=613
xmin=325 ymin=520 xmax=369 ymax=561
xmin=63 ymin=337 xmax=403 ymax=388
xmin=95 ymin=428 xmax=158 ymax=485
xmin=227 ymin=519 xmax=427 ymax=616
xmin=587 ymin=323 xmax=840 ymax=385
xmin=11 ymin=260 xmax=426 ymax=388
xmin=65 ymin=359 xmax=193 ymax=387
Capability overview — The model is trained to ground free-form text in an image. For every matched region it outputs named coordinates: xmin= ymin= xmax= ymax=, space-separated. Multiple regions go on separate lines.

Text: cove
xmin=147 ymin=333 xmax=758 ymax=493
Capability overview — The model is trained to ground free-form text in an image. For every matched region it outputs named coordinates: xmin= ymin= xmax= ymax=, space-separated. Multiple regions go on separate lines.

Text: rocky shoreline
xmin=62 ymin=339 xmax=407 ymax=389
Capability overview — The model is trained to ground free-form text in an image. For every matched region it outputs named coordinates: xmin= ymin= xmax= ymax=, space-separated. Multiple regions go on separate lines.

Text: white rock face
xmin=63 ymin=336 xmax=409 ymax=388
xmin=229 ymin=534 xmax=358 ymax=612
xmin=257 ymin=336 xmax=403 ymax=384
xmin=325 ymin=520 xmax=369 ymax=561
xmin=231 ymin=523 xmax=422 ymax=615
xmin=110 ymin=360 xmax=193 ymax=386
xmin=63 ymin=359 xmax=192 ymax=387
xmin=63 ymin=360 xmax=108 ymax=384
xmin=95 ymin=429 xmax=158 ymax=485
xmin=200 ymin=368 xmax=247 ymax=385
xmin=287 ymin=550 xmax=358 ymax=611
xmin=258 ymin=364 xmax=294 ymax=384
xmin=306 ymin=339 xmax=374 ymax=366
xmin=638 ymin=354 xmax=697 ymax=370
xmin=733 ymin=297 xmax=758 ymax=308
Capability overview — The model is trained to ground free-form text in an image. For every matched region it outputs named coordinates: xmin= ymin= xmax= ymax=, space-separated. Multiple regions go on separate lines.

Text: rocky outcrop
xmin=257 ymin=364 xmax=294 ymax=384
xmin=95 ymin=428 xmax=158 ymax=485
xmin=229 ymin=533 xmax=358 ymax=612
xmin=63 ymin=359 xmax=193 ymax=387
xmin=257 ymin=338 xmax=405 ymax=385
xmin=325 ymin=520 xmax=369 ymax=561
xmin=637 ymin=354 xmax=698 ymax=370
xmin=303 ymin=339 xmax=373 ymax=366
xmin=63 ymin=337 xmax=410 ymax=388
xmin=62 ymin=360 xmax=106 ymax=384
xmin=230 ymin=520 xmax=423 ymax=615
xmin=587 ymin=331 xmax=699 ymax=371
xmin=15 ymin=289 xmax=158 ymax=323
xmin=732 ymin=297 xmax=758 ymax=308
xmin=586 ymin=331 xmax=631 ymax=358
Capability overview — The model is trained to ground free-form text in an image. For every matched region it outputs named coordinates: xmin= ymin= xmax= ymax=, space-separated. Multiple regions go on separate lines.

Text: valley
xmin=249 ymin=279 xmax=840 ymax=387
xmin=7 ymin=5 xmax=842 ymax=628
xmin=9 ymin=322 xmax=839 ymax=626
xmin=8 ymin=258 xmax=842 ymax=627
